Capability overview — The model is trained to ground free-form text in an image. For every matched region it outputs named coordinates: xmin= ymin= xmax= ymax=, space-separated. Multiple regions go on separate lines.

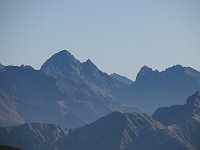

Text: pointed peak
xmin=53 ymin=50 xmax=74 ymax=58
xmin=82 ymin=59 xmax=98 ymax=70
xmin=86 ymin=59 xmax=92 ymax=63
xmin=41 ymin=50 xmax=80 ymax=68
xmin=84 ymin=59 xmax=94 ymax=65
xmin=40 ymin=50 xmax=81 ymax=78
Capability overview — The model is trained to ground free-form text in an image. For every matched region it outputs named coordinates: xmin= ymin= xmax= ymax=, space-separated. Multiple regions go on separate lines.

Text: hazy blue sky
xmin=1 ymin=0 xmax=200 ymax=79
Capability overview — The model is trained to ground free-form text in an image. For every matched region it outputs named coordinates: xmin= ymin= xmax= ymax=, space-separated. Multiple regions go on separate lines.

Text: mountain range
xmin=0 ymin=50 xmax=130 ymax=128
xmin=116 ymin=65 xmax=200 ymax=112
xmin=0 ymin=91 xmax=200 ymax=150
xmin=0 ymin=50 xmax=200 ymax=128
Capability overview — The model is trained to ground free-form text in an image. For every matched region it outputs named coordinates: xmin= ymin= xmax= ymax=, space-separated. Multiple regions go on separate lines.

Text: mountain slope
xmin=1 ymin=105 xmax=198 ymax=150
xmin=153 ymin=90 xmax=200 ymax=150
xmin=1 ymin=50 xmax=200 ymax=129
xmin=117 ymin=65 xmax=200 ymax=113
xmin=40 ymin=50 xmax=82 ymax=80
xmin=0 ymin=65 xmax=87 ymax=127
xmin=0 ymin=50 xmax=127 ymax=128
xmin=153 ymin=91 xmax=200 ymax=125
xmin=0 ymin=123 xmax=68 ymax=150
xmin=40 ymin=50 xmax=124 ymax=92
xmin=110 ymin=73 xmax=133 ymax=85
xmin=0 ymin=90 xmax=25 ymax=126
xmin=60 ymin=112 xmax=195 ymax=150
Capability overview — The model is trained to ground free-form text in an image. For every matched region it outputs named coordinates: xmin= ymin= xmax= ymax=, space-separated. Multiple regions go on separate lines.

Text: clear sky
xmin=1 ymin=0 xmax=200 ymax=80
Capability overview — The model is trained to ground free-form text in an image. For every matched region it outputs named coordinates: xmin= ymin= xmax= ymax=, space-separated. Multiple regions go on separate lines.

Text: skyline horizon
xmin=1 ymin=0 xmax=200 ymax=79
xmin=1 ymin=49 xmax=199 ymax=80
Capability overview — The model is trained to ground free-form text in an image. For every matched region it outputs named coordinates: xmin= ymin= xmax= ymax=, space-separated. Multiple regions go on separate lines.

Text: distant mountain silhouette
xmin=1 ymin=91 xmax=200 ymax=150
xmin=0 ymin=50 xmax=200 ymax=128
xmin=41 ymin=50 xmax=124 ymax=91
xmin=60 ymin=112 xmax=193 ymax=150
xmin=0 ymin=65 xmax=86 ymax=127
xmin=40 ymin=50 xmax=83 ymax=80
xmin=153 ymin=90 xmax=200 ymax=125
xmin=117 ymin=65 xmax=200 ymax=113
xmin=0 ymin=113 xmax=193 ymax=150
xmin=111 ymin=73 xmax=133 ymax=85
xmin=0 ymin=50 xmax=129 ymax=128
xmin=153 ymin=91 xmax=200 ymax=150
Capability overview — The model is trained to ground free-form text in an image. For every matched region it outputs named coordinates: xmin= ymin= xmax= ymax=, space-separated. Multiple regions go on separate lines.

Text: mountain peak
xmin=54 ymin=50 xmax=75 ymax=58
xmin=85 ymin=58 xmax=92 ymax=63
xmin=83 ymin=59 xmax=97 ymax=67
xmin=82 ymin=59 xmax=99 ymax=72
xmin=40 ymin=50 xmax=81 ymax=78
xmin=135 ymin=65 xmax=159 ymax=84
xmin=164 ymin=64 xmax=185 ymax=73
xmin=140 ymin=65 xmax=153 ymax=71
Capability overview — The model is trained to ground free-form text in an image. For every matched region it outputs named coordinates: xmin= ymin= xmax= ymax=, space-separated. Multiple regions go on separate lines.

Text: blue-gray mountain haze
xmin=0 ymin=91 xmax=200 ymax=150
xmin=0 ymin=50 xmax=200 ymax=149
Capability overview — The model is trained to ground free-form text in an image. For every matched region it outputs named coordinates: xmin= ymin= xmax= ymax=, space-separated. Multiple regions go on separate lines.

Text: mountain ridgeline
xmin=0 ymin=91 xmax=200 ymax=150
xmin=0 ymin=50 xmax=200 ymax=129
xmin=0 ymin=50 xmax=125 ymax=128
xmin=40 ymin=50 xmax=124 ymax=91
xmin=110 ymin=73 xmax=133 ymax=85
xmin=117 ymin=65 xmax=200 ymax=112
